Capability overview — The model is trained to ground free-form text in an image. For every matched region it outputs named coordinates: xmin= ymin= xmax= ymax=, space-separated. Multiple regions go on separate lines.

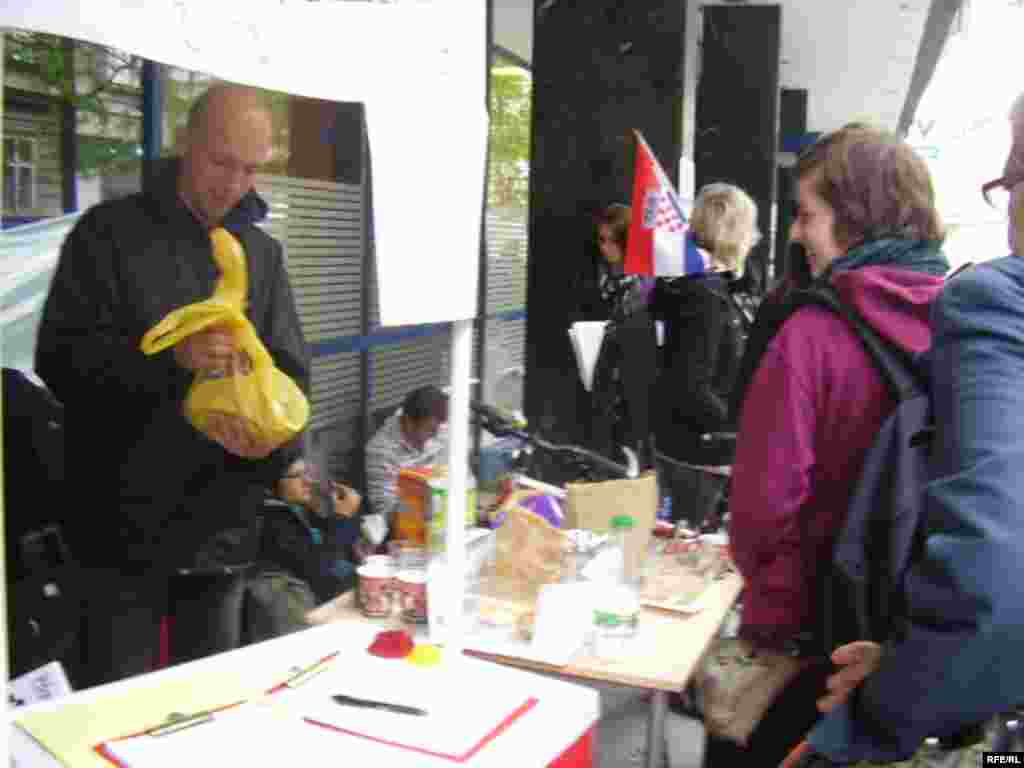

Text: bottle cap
xmin=610 ymin=514 xmax=635 ymax=530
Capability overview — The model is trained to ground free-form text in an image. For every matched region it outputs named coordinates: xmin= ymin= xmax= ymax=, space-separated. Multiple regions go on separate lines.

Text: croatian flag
xmin=625 ymin=130 xmax=708 ymax=277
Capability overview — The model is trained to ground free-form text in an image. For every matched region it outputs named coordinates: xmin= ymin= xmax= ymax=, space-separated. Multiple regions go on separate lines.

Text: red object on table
xmin=367 ymin=629 xmax=415 ymax=658
xmin=549 ymin=726 xmax=595 ymax=767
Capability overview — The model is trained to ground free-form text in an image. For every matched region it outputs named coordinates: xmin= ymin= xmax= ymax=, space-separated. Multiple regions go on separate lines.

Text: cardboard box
xmin=564 ymin=470 xmax=658 ymax=576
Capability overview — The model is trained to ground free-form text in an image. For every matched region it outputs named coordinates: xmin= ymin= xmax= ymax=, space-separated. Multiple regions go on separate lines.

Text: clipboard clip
xmin=280 ymin=651 xmax=339 ymax=689
xmin=145 ymin=709 xmax=216 ymax=737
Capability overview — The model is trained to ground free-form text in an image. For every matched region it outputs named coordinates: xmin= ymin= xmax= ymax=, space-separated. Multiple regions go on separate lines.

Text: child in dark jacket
xmin=260 ymin=458 xmax=363 ymax=603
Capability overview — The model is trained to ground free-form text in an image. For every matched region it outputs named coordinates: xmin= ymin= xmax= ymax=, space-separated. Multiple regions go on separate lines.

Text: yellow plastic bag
xmin=140 ymin=228 xmax=310 ymax=451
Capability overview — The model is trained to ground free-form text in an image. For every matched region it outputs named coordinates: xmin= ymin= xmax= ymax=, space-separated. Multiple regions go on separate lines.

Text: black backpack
xmin=2 ymin=368 xmax=67 ymax=578
xmin=2 ymin=368 xmax=86 ymax=681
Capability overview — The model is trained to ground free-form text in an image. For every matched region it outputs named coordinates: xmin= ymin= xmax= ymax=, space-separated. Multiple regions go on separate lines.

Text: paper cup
xmin=396 ymin=569 xmax=429 ymax=625
xmin=364 ymin=555 xmax=396 ymax=571
xmin=357 ymin=565 xmax=394 ymax=618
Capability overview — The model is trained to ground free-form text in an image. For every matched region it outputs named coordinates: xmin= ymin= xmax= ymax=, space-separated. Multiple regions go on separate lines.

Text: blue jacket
xmin=811 ymin=255 xmax=1024 ymax=762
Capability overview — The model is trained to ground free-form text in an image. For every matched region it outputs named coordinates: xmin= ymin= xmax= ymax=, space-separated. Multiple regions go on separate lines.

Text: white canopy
xmin=0 ymin=1 xmax=485 ymax=727
xmin=1 ymin=0 xmax=488 ymax=327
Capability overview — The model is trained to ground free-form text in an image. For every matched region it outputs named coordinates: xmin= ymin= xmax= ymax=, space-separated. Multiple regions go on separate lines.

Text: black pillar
xmin=526 ymin=0 xmax=689 ymax=455
xmin=695 ymin=4 xmax=781 ymax=295
xmin=774 ymin=88 xmax=807 ymax=284
xmin=331 ymin=103 xmax=365 ymax=185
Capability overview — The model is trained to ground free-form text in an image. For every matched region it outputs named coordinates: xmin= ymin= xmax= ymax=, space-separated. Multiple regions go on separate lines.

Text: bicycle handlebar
xmin=474 ymin=411 xmax=636 ymax=480
xmin=529 ymin=433 xmax=636 ymax=479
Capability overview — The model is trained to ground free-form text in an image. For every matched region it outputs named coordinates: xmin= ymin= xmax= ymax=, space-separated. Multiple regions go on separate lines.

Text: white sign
xmin=0 ymin=0 xmax=486 ymax=326
xmin=7 ymin=661 xmax=72 ymax=711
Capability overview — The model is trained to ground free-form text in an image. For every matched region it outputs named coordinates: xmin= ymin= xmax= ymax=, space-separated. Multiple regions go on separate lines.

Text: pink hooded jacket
xmin=729 ymin=265 xmax=945 ymax=649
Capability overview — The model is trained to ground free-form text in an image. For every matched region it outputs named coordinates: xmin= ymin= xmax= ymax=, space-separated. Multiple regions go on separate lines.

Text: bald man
xmin=36 ymin=84 xmax=310 ymax=686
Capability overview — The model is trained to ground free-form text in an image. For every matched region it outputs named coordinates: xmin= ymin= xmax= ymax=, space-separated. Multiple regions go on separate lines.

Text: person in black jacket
xmin=35 ymin=84 xmax=310 ymax=686
xmin=654 ymin=182 xmax=760 ymax=529
xmin=586 ymin=204 xmax=659 ymax=468
xmin=259 ymin=458 xmax=362 ymax=603
xmin=728 ymin=243 xmax=813 ymax=424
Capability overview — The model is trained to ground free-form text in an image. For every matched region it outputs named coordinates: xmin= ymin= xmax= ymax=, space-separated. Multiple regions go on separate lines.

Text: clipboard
xmin=273 ymin=652 xmax=541 ymax=763
xmin=93 ymin=652 xmax=342 ymax=767
xmin=94 ymin=700 xmax=249 ymax=767
xmin=14 ymin=664 xmax=277 ymax=768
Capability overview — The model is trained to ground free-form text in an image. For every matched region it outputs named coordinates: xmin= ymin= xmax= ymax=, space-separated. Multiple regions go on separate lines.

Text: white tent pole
xmin=1 ymin=26 xmax=11 ymax=756
xmin=442 ymin=318 xmax=473 ymax=656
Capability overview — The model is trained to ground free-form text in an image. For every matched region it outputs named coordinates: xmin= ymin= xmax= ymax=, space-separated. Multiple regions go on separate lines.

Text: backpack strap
xmin=785 ymin=283 xmax=928 ymax=654
xmin=788 ymin=283 xmax=925 ymax=403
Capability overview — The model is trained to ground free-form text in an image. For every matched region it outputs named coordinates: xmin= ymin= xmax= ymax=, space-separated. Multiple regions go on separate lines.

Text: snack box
xmin=394 ymin=465 xmax=478 ymax=550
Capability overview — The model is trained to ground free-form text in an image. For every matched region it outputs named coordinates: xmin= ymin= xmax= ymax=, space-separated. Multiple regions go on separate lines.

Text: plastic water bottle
xmin=592 ymin=514 xmax=641 ymax=656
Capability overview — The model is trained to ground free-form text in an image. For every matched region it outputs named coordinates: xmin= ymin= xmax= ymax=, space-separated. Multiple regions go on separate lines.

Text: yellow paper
xmin=14 ymin=665 xmax=276 ymax=767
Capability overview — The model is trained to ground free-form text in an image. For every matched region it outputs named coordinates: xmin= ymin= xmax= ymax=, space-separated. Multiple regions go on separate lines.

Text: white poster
xmin=0 ymin=0 xmax=486 ymax=326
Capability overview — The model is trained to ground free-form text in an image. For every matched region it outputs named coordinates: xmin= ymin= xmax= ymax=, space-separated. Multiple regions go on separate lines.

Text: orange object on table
xmin=395 ymin=466 xmax=437 ymax=545
xmin=394 ymin=465 xmax=477 ymax=548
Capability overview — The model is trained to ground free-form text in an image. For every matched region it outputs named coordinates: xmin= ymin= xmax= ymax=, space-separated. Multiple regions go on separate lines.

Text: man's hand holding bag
xmin=141 ymin=228 xmax=309 ymax=456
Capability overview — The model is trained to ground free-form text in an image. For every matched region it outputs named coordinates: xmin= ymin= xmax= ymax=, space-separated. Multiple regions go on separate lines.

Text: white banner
xmin=0 ymin=0 xmax=486 ymax=326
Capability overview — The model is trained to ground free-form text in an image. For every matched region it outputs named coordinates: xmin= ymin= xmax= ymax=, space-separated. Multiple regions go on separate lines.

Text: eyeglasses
xmin=982 ymin=170 xmax=1024 ymax=207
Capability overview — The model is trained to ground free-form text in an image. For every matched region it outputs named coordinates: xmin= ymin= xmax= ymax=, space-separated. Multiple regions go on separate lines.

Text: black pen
xmin=331 ymin=694 xmax=428 ymax=717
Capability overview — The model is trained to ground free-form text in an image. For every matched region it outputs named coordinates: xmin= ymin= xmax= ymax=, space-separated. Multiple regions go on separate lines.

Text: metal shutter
xmin=255 ymin=174 xmax=363 ymax=436
xmin=481 ymin=207 xmax=527 ymax=408
xmin=367 ymin=231 xmax=452 ymax=417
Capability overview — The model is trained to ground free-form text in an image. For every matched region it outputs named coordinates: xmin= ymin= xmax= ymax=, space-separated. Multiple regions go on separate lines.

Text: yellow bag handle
xmin=140 ymin=228 xmax=271 ymax=370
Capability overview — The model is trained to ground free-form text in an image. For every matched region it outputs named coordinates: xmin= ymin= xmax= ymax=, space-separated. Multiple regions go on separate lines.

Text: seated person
xmin=260 ymin=457 xmax=362 ymax=603
xmin=363 ymin=385 xmax=449 ymax=546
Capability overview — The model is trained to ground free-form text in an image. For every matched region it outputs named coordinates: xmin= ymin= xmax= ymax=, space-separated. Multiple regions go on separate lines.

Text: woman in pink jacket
xmin=707 ymin=126 xmax=949 ymax=768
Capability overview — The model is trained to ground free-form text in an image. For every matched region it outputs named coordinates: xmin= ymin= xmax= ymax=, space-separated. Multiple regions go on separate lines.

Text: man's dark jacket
xmin=36 ymin=160 xmax=310 ymax=570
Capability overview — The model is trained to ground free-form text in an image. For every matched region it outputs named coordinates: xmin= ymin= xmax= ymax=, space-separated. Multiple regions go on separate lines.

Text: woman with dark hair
xmin=580 ymin=204 xmax=659 ymax=467
xmin=705 ymin=125 xmax=949 ymax=768
xmin=589 ymin=203 xmax=655 ymax=320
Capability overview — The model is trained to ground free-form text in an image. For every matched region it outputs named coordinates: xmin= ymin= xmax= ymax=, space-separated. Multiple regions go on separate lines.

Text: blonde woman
xmin=654 ymin=183 xmax=759 ymax=530
xmin=689 ymin=182 xmax=761 ymax=275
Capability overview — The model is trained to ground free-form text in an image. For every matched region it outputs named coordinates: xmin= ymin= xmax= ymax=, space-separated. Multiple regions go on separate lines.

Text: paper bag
xmin=564 ymin=470 xmax=658 ymax=576
xmin=695 ymin=636 xmax=810 ymax=746
xmin=492 ymin=504 xmax=567 ymax=591
xmin=477 ymin=505 xmax=569 ymax=636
